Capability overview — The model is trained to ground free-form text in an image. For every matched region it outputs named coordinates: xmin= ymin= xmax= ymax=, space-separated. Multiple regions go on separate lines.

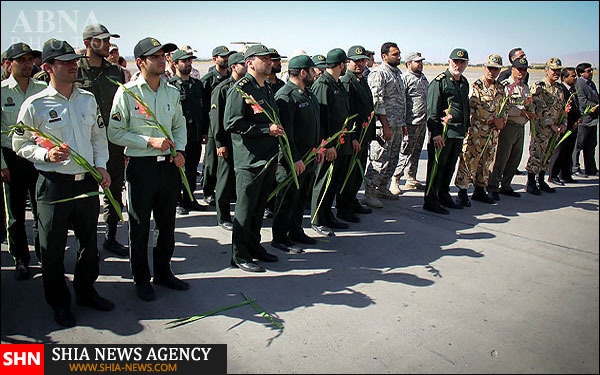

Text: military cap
xmin=365 ymin=49 xmax=375 ymax=57
xmin=546 ymin=57 xmax=563 ymax=69
xmin=212 ymin=45 xmax=234 ymax=57
xmin=134 ymin=37 xmax=177 ymax=59
xmin=326 ymin=48 xmax=347 ymax=64
xmin=5 ymin=42 xmax=41 ymax=60
xmin=42 ymin=39 xmax=87 ymax=63
xmin=485 ymin=54 xmax=503 ymax=68
xmin=405 ymin=52 xmax=425 ymax=62
xmin=312 ymin=55 xmax=327 ymax=68
xmin=449 ymin=48 xmax=469 ymax=61
xmin=512 ymin=57 xmax=529 ymax=69
xmin=244 ymin=44 xmax=273 ymax=60
xmin=288 ymin=55 xmax=315 ymax=70
xmin=347 ymin=45 xmax=369 ymax=61
xmin=228 ymin=52 xmax=245 ymax=67
xmin=171 ymin=49 xmax=196 ymax=62
xmin=109 ymin=43 xmax=118 ymax=53
xmin=82 ymin=23 xmax=120 ymax=40
xmin=180 ymin=44 xmax=197 ymax=54
xmin=269 ymin=48 xmax=287 ymax=60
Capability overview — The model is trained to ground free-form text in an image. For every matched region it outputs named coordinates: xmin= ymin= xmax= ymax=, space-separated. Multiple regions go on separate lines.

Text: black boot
xmin=538 ymin=171 xmax=555 ymax=193
xmin=457 ymin=189 xmax=471 ymax=207
xmin=526 ymin=172 xmax=540 ymax=195
xmin=471 ymin=186 xmax=495 ymax=204
xmin=102 ymin=224 xmax=128 ymax=256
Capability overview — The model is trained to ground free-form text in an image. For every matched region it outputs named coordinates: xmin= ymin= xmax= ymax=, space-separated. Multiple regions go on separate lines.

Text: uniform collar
xmin=322 ymin=71 xmax=337 ymax=82
xmin=5 ymin=74 xmax=19 ymax=89
xmin=78 ymin=56 xmax=113 ymax=70
xmin=46 ymin=83 xmax=80 ymax=101
xmin=285 ymin=79 xmax=305 ymax=94
xmin=134 ymin=74 xmax=166 ymax=92
xmin=445 ymin=69 xmax=465 ymax=82
xmin=383 ymin=62 xmax=400 ymax=73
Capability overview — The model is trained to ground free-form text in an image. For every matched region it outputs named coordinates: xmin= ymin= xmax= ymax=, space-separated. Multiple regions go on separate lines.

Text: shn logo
xmin=0 ymin=344 xmax=44 ymax=375
xmin=3 ymin=352 xmax=40 ymax=366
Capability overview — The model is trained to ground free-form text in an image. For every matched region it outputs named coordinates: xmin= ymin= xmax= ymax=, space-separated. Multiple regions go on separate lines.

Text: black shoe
xmin=153 ymin=274 xmax=190 ymax=290
xmin=203 ymin=195 xmax=216 ymax=206
xmin=263 ymin=208 xmax=274 ymax=219
xmin=176 ymin=205 xmax=189 ymax=215
xmin=54 ymin=308 xmax=76 ymax=328
xmin=102 ymin=238 xmax=128 ymax=257
xmin=253 ymin=251 xmax=279 ymax=262
xmin=186 ymin=200 xmax=207 ymax=211
xmin=353 ymin=204 xmax=372 ymax=214
xmin=499 ymin=189 xmax=520 ymax=197
xmin=328 ymin=218 xmax=350 ymax=229
xmin=471 ymin=188 xmax=495 ymax=204
xmin=548 ymin=176 xmax=564 ymax=186
xmin=538 ymin=180 xmax=556 ymax=193
xmin=561 ymin=177 xmax=578 ymax=183
xmin=271 ymin=240 xmax=304 ymax=254
xmin=574 ymin=171 xmax=588 ymax=178
xmin=230 ymin=259 xmax=265 ymax=272
xmin=423 ymin=201 xmax=450 ymax=215
xmin=14 ymin=261 xmax=30 ymax=280
xmin=76 ymin=292 xmax=115 ymax=311
xmin=490 ymin=192 xmax=500 ymax=201
xmin=457 ymin=189 xmax=471 ymax=207
xmin=289 ymin=231 xmax=317 ymax=245
xmin=311 ymin=224 xmax=335 ymax=237
xmin=135 ymin=281 xmax=156 ymax=301
xmin=218 ymin=221 xmax=233 ymax=231
xmin=336 ymin=211 xmax=360 ymax=223
xmin=527 ymin=182 xmax=541 ymax=195
xmin=439 ymin=197 xmax=463 ymax=209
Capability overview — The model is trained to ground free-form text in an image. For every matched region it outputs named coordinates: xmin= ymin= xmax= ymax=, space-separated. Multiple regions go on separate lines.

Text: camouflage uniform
xmin=455 ymin=77 xmax=506 ymax=189
xmin=395 ymin=69 xmax=428 ymax=183
xmin=365 ymin=62 xmax=406 ymax=189
xmin=526 ymin=78 xmax=565 ymax=174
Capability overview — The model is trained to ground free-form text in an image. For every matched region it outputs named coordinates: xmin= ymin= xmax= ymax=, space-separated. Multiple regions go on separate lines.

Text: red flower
xmin=250 ymin=104 xmax=263 ymax=114
xmin=340 ymin=135 xmax=346 ymax=144
xmin=565 ymin=103 xmax=572 ymax=114
xmin=33 ymin=133 xmax=54 ymax=150
xmin=362 ymin=122 xmax=369 ymax=128
xmin=244 ymin=94 xmax=258 ymax=105
xmin=320 ymin=139 xmax=327 ymax=146
xmin=136 ymin=101 xmax=150 ymax=118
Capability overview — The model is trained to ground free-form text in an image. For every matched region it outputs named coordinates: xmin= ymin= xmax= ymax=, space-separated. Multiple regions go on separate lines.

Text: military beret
xmin=212 ymin=45 xmax=234 ymax=57
xmin=42 ymin=39 xmax=87 ymax=63
xmin=244 ymin=44 xmax=273 ymax=60
xmin=449 ymin=48 xmax=469 ymax=61
xmin=405 ymin=52 xmax=425 ymax=63
xmin=228 ymin=52 xmax=245 ymax=67
xmin=512 ymin=57 xmax=529 ymax=69
xmin=288 ymin=55 xmax=315 ymax=70
xmin=347 ymin=45 xmax=369 ymax=61
xmin=485 ymin=54 xmax=503 ymax=68
xmin=171 ymin=49 xmax=196 ymax=62
xmin=312 ymin=55 xmax=327 ymax=69
xmin=82 ymin=23 xmax=120 ymax=40
xmin=5 ymin=42 xmax=41 ymax=60
xmin=134 ymin=37 xmax=177 ymax=59
xmin=326 ymin=48 xmax=347 ymax=64
xmin=546 ymin=57 xmax=563 ymax=69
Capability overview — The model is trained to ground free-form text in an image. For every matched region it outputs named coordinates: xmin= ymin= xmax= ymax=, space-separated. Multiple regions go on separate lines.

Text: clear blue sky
xmin=2 ymin=1 xmax=598 ymax=64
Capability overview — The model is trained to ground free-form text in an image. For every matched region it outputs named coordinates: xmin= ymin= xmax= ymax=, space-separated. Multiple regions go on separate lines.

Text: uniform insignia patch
xmin=355 ymin=47 xmax=363 ymax=54
xmin=5 ymin=97 xmax=15 ymax=106
xmin=317 ymin=55 xmax=325 ymax=61
xmin=151 ymin=38 xmax=160 ymax=47
xmin=211 ymin=104 xmax=217 ymax=109
xmin=111 ymin=112 xmax=121 ymax=121
xmin=435 ymin=73 xmax=445 ymax=81
xmin=15 ymin=121 xmax=25 ymax=135
xmin=298 ymin=102 xmax=309 ymax=109
xmin=49 ymin=109 xmax=58 ymax=118
xmin=223 ymin=46 xmax=229 ymax=52
xmin=457 ymin=50 xmax=464 ymax=57
xmin=97 ymin=115 xmax=105 ymax=128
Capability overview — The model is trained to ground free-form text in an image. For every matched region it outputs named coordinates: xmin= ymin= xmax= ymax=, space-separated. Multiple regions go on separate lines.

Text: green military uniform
xmin=425 ymin=48 xmax=471 ymax=210
xmin=224 ymin=64 xmax=279 ymax=265
xmin=75 ymin=55 xmax=126 ymax=235
xmin=12 ymin=39 xmax=110 ymax=314
xmin=272 ymin=59 xmax=321 ymax=243
xmin=1 ymin=43 xmax=47 ymax=271
xmin=455 ymin=55 xmax=507 ymax=195
xmin=310 ymin=49 xmax=352 ymax=228
xmin=169 ymin=66 xmax=207 ymax=208
xmin=200 ymin=46 xmax=234 ymax=201
xmin=267 ymin=77 xmax=285 ymax=94
xmin=107 ymin=38 xmax=184 ymax=287
xmin=339 ymin=46 xmax=374 ymax=216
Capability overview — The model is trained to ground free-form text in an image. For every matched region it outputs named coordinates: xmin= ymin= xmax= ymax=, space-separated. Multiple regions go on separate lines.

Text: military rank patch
xmin=111 ymin=112 xmax=121 ymax=121
xmin=97 ymin=115 xmax=105 ymax=128
xmin=211 ymin=104 xmax=217 ymax=109
xmin=15 ymin=121 xmax=25 ymax=135
xmin=435 ymin=73 xmax=445 ymax=81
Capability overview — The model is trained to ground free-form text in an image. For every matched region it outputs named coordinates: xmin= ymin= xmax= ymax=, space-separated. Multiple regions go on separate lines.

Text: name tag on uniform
xmin=4 ymin=103 xmax=15 ymax=107
xmin=257 ymin=99 xmax=265 ymax=105
xmin=298 ymin=102 xmax=309 ymax=109
xmin=49 ymin=117 xmax=62 ymax=123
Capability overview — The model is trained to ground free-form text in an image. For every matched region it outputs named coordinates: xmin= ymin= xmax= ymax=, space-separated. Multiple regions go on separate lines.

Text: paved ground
xmin=2 ymin=139 xmax=599 ymax=373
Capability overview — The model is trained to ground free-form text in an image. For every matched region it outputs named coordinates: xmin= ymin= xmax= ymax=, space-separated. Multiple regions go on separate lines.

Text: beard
xmin=217 ymin=60 xmax=228 ymax=69
xmin=179 ymin=65 xmax=192 ymax=75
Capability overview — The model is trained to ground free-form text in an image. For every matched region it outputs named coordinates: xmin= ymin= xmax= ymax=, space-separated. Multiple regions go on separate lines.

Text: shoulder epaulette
xmin=434 ymin=73 xmax=445 ymax=81
xmin=238 ymin=77 xmax=249 ymax=87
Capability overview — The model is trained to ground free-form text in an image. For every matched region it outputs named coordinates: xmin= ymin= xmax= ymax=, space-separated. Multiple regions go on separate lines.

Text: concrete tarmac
xmin=1 ymin=134 xmax=598 ymax=373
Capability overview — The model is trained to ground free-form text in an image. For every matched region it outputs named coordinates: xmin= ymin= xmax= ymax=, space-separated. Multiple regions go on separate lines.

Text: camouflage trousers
xmin=526 ymin=122 xmax=555 ymax=174
xmin=365 ymin=126 xmax=403 ymax=189
xmin=394 ymin=122 xmax=427 ymax=181
xmin=455 ymin=123 xmax=499 ymax=189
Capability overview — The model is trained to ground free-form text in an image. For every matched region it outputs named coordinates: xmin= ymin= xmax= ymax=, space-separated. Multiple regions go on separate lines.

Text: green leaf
xmin=165 ymin=299 xmax=254 ymax=329
xmin=311 ymin=163 xmax=334 ymax=224
xmin=49 ymin=191 xmax=102 ymax=204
